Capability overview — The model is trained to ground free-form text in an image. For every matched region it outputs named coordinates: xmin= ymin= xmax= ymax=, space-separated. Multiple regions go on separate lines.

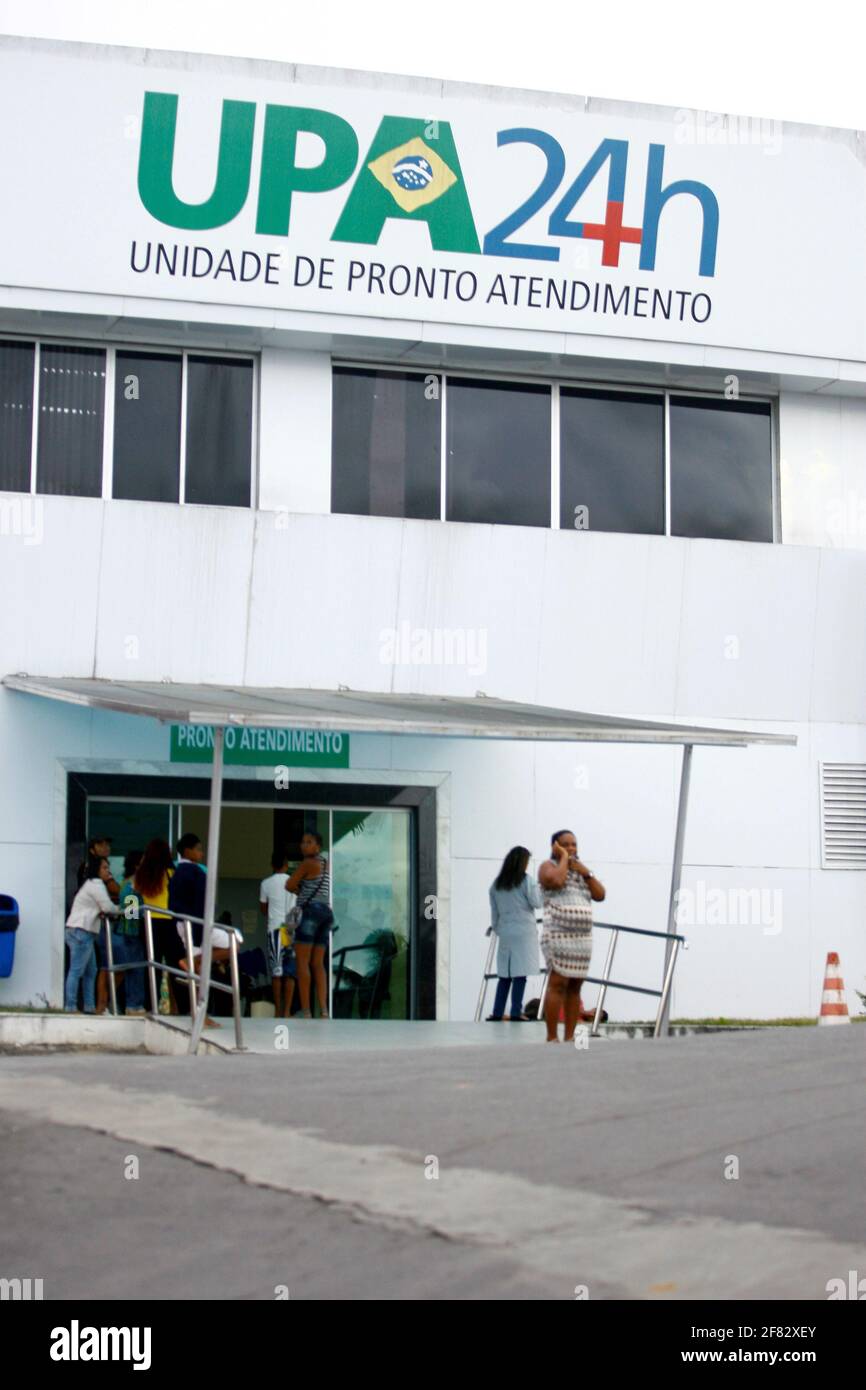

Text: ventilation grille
xmin=821 ymin=763 xmax=866 ymax=869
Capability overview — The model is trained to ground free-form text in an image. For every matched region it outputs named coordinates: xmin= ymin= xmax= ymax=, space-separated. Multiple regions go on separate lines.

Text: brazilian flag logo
xmin=369 ymin=137 xmax=457 ymax=211
xmin=332 ymin=117 xmax=480 ymax=253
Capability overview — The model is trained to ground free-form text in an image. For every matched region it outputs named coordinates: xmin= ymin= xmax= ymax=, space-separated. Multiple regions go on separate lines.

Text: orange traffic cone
xmin=818 ymin=952 xmax=850 ymax=1026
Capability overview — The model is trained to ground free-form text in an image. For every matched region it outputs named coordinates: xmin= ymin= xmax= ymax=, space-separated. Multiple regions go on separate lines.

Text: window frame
xmin=666 ymin=388 xmax=776 ymax=544
xmin=182 ymin=351 xmax=257 ymax=510
xmin=33 ymin=340 xmax=108 ymax=500
xmin=559 ymin=381 xmax=668 ymax=538
xmin=0 ymin=336 xmax=36 ymax=494
xmin=0 ymin=332 xmax=258 ymax=508
xmin=330 ymin=364 xmax=443 ymax=521
xmin=332 ymin=358 xmax=779 ymax=542
xmin=445 ymin=372 xmax=553 ymax=530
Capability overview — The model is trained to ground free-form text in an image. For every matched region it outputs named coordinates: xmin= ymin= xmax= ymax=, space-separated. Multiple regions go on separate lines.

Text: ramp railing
xmin=476 ymin=920 xmax=688 ymax=1038
xmin=98 ymin=907 xmax=244 ymax=1051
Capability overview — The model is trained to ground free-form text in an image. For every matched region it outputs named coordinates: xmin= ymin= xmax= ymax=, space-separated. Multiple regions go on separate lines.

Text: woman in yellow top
xmin=133 ymin=839 xmax=175 ymax=1010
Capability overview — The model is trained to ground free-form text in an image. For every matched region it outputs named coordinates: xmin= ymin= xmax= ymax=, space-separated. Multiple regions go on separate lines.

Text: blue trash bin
xmin=0 ymin=895 xmax=20 ymax=977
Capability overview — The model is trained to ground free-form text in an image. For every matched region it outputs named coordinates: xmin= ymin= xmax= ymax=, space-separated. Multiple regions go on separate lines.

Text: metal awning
xmin=4 ymin=672 xmax=795 ymax=1052
xmin=1 ymin=675 xmax=796 ymax=747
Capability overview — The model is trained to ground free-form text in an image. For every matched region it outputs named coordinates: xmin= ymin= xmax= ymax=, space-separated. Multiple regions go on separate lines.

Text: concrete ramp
xmin=0 ymin=1011 xmax=227 ymax=1055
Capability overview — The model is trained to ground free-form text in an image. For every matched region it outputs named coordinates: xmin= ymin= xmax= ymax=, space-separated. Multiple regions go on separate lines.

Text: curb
xmin=0 ymin=1012 xmax=228 ymax=1055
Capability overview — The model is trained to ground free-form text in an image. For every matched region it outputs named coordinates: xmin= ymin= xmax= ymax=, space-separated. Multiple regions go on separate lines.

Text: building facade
xmin=1 ymin=35 xmax=865 ymax=1020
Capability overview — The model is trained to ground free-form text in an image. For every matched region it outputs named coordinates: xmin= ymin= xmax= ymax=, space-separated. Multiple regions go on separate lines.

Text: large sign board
xmin=1 ymin=42 xmax=864 ymax=360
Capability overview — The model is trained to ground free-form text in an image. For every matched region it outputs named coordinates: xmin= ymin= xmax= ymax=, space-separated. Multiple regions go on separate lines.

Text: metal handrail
xmin=474 ymin=931 xmax=499 ymax=1022
xmin=477 ymin=918 xmax=688 ymax=1038
xmin=97 ymin=908 xmax=244 ymax=1051
xmin=474 ymin=911 xmax=547 ymax=1022
xmin=586 ymin=920 xmax=687 ymax=944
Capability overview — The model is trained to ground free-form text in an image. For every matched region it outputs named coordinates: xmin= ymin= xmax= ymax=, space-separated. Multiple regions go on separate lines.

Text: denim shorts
xmin=294 ymin=900 xmax=334 ymax=947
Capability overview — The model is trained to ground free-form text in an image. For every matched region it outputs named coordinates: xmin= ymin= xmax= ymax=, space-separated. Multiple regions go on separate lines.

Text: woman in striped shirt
xmin=285 ymin=831 xmax=334 ymax=1018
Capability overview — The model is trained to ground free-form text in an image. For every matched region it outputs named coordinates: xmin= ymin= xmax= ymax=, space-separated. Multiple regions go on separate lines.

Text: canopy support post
xmin=660 ymin=742 xmax=692 ymax=1036
xmin=189 ymin=725 xmax=225 ymax=1054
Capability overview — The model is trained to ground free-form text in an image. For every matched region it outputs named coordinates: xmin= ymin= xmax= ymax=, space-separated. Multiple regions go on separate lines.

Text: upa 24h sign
xmin=0 ymin=42 xmax=863 ymax=357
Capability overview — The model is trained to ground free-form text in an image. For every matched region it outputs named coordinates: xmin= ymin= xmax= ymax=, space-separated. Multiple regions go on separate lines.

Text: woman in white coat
xmin=487 ymin=846 xmax=542 ymax=1021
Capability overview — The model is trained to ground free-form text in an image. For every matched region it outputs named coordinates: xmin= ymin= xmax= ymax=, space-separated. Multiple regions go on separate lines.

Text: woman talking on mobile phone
xmin=538 ymin=829 xmax=605 ymax=1043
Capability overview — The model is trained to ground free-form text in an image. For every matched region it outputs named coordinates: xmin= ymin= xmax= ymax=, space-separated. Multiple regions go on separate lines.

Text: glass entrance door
xmin=179 ymin=805 xmax=332 ymax=955
xmin=330 ymin=810 xmax=412 ymax=1020
xmin=84 ymin=796 xmax=416 ymax=1019
xmin=86 ymin=800 xmax=173 ymax=885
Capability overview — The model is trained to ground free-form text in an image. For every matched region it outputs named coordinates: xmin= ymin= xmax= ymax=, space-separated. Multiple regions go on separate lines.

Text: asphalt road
xmin=0 ymin=1027 xmax=863 ymax=1300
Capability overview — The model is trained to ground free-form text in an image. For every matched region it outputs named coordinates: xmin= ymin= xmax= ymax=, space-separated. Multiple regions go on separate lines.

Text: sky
xmin=0 ymin=0 xmax=863 ymax=131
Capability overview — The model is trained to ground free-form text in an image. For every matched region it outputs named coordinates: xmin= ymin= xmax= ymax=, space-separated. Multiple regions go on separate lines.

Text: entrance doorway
xmin=84 ymin=796 xmax=414 ymax=1019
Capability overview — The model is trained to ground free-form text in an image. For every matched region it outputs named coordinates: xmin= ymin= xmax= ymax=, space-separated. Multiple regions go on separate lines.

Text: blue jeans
xmin=111 ymin=931 xmax=146 ymax=1011
xmin=294 ymin=900 xmax=334 ymax=947
xmin=492 ymin=975 xmax=527 ymax=1019
xmin=64 ymin=927 xmax=97 ymax=1011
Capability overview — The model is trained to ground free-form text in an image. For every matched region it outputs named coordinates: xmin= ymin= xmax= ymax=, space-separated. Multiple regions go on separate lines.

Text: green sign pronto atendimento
xmin=170 ymin=724 xmax=350 ymax=767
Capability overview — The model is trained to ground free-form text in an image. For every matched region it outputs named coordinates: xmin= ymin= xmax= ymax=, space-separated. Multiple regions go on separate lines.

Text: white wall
xmin=258 ymin=350 xmax=332 ymax=514
xmin=5 ymin=495 xmax=866 ymax=718
xmin=3 ymin=332 xmax=866 ymax=1019
xmin=0 ymin=698 xmax=169 ymax=1007
xmin=780 ymin=393 xmax=866 ymax=551
xmin=2 ymin=473 xmax=865 ymax=1018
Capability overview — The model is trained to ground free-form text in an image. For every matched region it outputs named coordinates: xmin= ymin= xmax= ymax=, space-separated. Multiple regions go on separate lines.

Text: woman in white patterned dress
xmin=538 ymin=829 xmax=606 ymax=1043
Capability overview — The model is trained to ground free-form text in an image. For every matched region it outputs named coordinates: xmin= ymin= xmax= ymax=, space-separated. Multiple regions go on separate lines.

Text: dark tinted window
xmin=446 ymin=378 xmax=550 ymax=527
xmin=36 ymin=345 xmax=105 ymax=496
xmin=185 ymin=356 xmax=252 ymax=507
xmin=560 ymin=388 xmax=664 ymax=535
xmin=670 ymin=397 xmax=773 ymax=542
xmin=0 ymin=340 xmax=35 ymax=492
xmin=332 ymin=368 xmax=440 ymax=519
xmin=113 ymin=352 xmax=182 ymax=502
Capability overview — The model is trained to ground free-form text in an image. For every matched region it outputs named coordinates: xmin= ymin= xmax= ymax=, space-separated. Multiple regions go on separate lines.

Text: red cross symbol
xmin=580 ymin=201 xmax=642 ymax=267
